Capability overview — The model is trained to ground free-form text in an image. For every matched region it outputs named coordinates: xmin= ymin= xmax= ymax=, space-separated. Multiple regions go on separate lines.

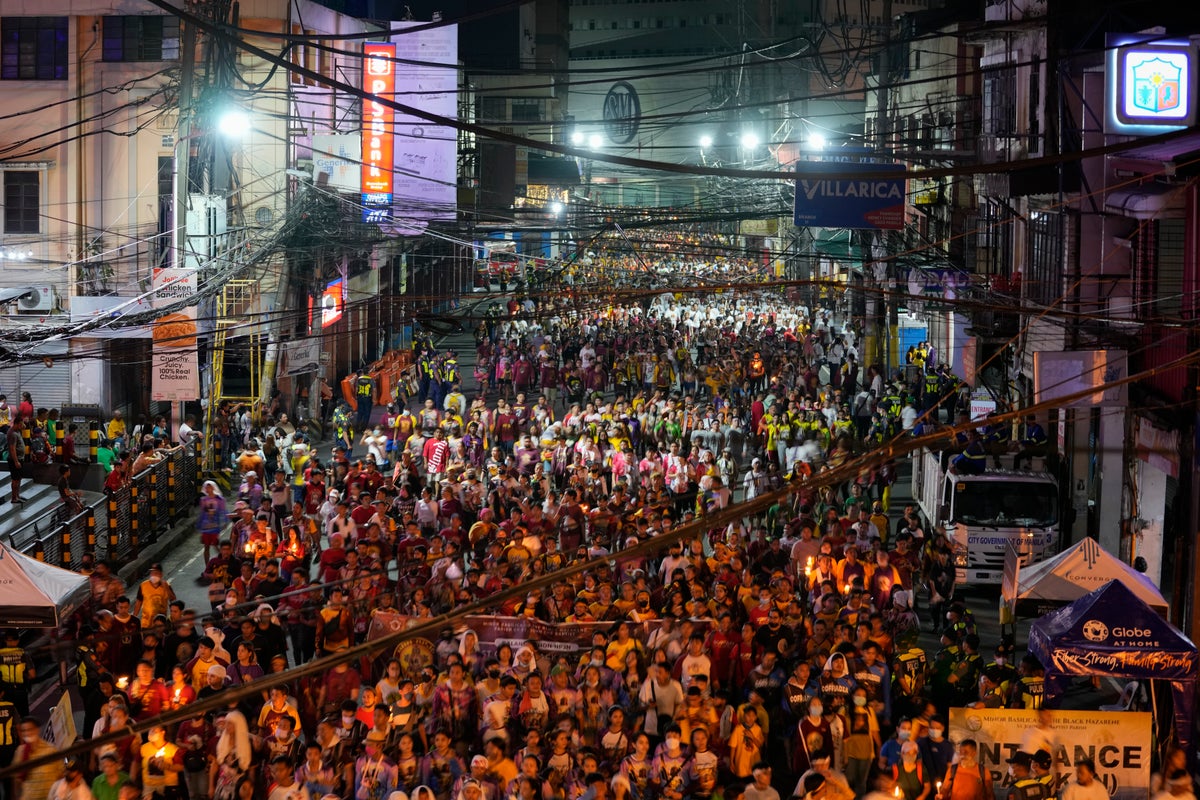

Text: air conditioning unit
xmin=16 ymin=286 xmax=55 ymax=313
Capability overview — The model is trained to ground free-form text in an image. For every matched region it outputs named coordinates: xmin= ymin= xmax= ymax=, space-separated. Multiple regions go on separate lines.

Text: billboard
xmin=948 ymin=708 xmax=1151 ymax=800
xmin=794 ymin=161 xmax=906 ymax=229
xmin=1106 ymin=35 xmax=1197 ymax=134
xmin=313 ymin=134 xmax=361 ymax=193
xmin=150 ymin=266 xmax=199 ymax=402
xmin=362 ymin=42 xmax=397 ymax=222
xmin=1033 ymin=350 xmax=1128 ymax=408
xmin=320 ymin=279 xmax=345 ymax=328
xmin=390 ymin=21 xmax=458 ymax=226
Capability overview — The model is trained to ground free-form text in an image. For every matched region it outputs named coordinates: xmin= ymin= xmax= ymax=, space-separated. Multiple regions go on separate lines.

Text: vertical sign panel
xmin=361 ymin=42 xmax=397 ymax=223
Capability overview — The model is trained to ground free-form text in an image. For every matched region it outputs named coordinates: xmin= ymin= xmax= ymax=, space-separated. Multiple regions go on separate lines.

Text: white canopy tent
xmin=0 ymin=542 xmax=89 ymax=627
xmin=1001 ymin=537 xmax=1168 ymax=623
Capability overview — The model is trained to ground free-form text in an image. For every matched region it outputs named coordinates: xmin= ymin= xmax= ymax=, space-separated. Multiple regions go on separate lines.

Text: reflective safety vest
xmin=1019 ymin=676 xmax=1044 ymax=709
xmin=355 ymin=376 xmax=374 ymax=399
xmin=0 ymin=700 xmax=14 ymax=746
xmin=0 ymin=647 xmax=28 ymax=685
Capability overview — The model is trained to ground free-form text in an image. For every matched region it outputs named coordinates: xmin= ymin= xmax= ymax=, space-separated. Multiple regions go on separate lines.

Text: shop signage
xmin=361 ymin=42 xmax=397 ymax=222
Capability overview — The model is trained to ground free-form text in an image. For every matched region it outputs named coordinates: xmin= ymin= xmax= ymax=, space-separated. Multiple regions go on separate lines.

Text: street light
xmin=216 ymin=109 xmax=251 ymax=138
xmin=739 ymin=132 xmax=759 ymax=150
xmin=588 ymin=133 xmax=603 ymax=150
xmin=570 ymin=131 xmax=585 ymax=146
xmin=549 ymin=201 xmax=564 ymax=215
xmin=808 ymin=132 xmax=827 ymax=149
xmin=698 ymin=134 xmax=713 ymax=150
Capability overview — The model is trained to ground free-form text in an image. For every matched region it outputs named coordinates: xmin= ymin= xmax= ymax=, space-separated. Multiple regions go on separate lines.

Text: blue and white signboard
xmin=793 ymin=162 xmax=907 ymax=230
xmin=1106 ymin=35 xmax=1198 ymax=134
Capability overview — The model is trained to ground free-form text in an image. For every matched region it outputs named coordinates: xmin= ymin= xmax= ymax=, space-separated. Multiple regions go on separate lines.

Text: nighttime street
xmin=0 ymin=0 xmax=1195 ymax=799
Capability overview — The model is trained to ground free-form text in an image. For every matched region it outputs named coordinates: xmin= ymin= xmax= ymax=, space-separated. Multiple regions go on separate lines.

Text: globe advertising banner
xmin=948 ymin=708 xmax=1151 ymax=800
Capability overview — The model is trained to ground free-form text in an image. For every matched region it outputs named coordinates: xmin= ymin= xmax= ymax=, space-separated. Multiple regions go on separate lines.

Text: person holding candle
xmin=140 ymin=724 xmax=184 ymax=798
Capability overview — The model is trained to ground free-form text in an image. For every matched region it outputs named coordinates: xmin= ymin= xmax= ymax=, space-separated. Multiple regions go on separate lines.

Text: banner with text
xmin=948 ymin=708 xmax=1151 ymax=800
xmin=151 ymin=265 xmax=200 ymax=402
xmin=283 ymin=338 xmax=323 ymax=376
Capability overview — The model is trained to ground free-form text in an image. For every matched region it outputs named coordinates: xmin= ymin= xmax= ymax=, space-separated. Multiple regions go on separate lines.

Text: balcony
xmin=984 ymin=0 xmax=1048 ymax=23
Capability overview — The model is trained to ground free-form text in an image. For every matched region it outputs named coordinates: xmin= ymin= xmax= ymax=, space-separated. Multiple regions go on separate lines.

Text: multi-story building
xmin=0 ymin=0 xmax=389 ymax=416
xmin=864 ymin=13 xmax=981 ymax=376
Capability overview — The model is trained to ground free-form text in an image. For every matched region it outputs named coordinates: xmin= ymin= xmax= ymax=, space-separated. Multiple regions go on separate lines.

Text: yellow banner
xmin=948 ymin=708 xmax=1151 ymax=800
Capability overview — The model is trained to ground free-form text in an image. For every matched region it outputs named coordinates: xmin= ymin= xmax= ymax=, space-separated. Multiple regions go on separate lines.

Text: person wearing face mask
xmin=132 ymin=564 xmax=175 ymax=628
xmin=937 ymin=739 xmax=993 ymax=800
xmin=353 ymin=729 xmax=399 ymax=800
xmin=795 ymin=698 xmax=833 ymax=776
xmin=894 ymin=740 xmax=933 ymax=800
xmin=843 ymin=688 xmax=881 ymax=795
xmin=879 ymin=718 xmax=915 ymax=770
xmin=650 ymin=725 xmax=689 ymax=800
xmin=919 ymin=717 xmax=955 ymax=789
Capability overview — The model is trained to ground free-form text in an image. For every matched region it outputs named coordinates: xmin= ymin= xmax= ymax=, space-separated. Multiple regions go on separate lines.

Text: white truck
xmin=911 ymin=449 xmax=1060 ymax=585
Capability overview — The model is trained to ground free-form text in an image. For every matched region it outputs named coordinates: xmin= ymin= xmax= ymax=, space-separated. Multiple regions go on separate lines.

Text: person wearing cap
xmin=1004 ymin=752 xmax=1045 ymax=800
xmin=351 ymin=729 xmax=399 ymax=800
xmin=892 ymin=739 xmax=932 ymax=800
xmin=46 ymin=755 xmax=89 ymax=800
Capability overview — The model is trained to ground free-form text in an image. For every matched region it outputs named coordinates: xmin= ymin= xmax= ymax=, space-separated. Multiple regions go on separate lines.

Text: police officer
xmin=353 ymin=370 xmax=375 ymax=431
xmin=440 ymin=350 xmax=460 ymax=399
xmin=0 ymin=683 xmax=15 ymax=770
xmin=418 ymin=349 xmax=435 ymax=402
xmin=1016 ymin=655 xmax=1045 ymax=710
xmin=951 ymin=430 xmax=987 ymax=475
xmin=0 ymin=630 xmax=34 ymax=716
xmin=1006 ymin=752 xmax=1050 ymax=800
xmin=1031 ymin=750 xmax=1056 ymax=794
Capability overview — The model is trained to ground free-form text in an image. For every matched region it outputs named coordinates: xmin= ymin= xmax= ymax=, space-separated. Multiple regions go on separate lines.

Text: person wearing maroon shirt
xmin=128 ymin=659 xmax=171 ymax=722
xmin=705 ymin=612 xmax=742 ymax=691
xmin=110 ymin=596 xmax=143 ymax=677
xmin=351 ymin=495 xmax=375 ymax=528
xmin=16 ymin=391 xmax=32 ymax=422
xmin=318 ymin=533 xmax=348 ymax=584
xmin=492 ymin=402 xmax=517 ymax=455
xmin=303 ymin=470 xmax=326 ymax=515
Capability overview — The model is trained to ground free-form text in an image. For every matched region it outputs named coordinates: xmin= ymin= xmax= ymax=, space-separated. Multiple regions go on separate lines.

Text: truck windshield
xmin=952 ymin=481 xmax=1058 ymax=527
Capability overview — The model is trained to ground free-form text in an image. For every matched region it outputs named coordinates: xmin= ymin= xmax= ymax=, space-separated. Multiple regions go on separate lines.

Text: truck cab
xmin=913 ymin=450 xmax=1059 ymax=584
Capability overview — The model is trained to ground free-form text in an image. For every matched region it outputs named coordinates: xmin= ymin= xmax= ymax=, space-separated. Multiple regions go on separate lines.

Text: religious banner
xmin=948 ymin=708 xmax=1152 ymax=800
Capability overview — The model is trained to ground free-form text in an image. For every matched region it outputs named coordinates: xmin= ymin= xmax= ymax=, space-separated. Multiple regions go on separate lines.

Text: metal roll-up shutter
xmin=16 ymin=342 xmax=70 ymax=411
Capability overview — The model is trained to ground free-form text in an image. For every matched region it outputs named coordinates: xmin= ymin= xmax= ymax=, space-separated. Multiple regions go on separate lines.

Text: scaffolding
xmin=202 ymin=279 xmax=262 ymax=472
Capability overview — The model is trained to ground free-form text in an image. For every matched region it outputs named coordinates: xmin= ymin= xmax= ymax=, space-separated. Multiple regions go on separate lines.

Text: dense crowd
xmin=0 ymin=287 xmax=1166 ymax=800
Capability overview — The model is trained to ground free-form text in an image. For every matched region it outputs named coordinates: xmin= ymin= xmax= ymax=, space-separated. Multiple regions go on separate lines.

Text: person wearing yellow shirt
xmin=132 ymin=564 xmax=176 ymax=628
xmin=140 ymin=725 xmax=184 ymax=797
xmin=605 ymin=621 xmax=644 ymax=671
xmin=106 ymin=411 xmax=127 ymax=449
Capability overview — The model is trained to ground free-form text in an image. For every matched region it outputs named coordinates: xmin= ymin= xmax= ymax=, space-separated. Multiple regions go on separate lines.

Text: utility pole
xmin=173 ymin=17 xmax=197 ymax=445
xmin=875 ymin=0 xmax=893 ymax=375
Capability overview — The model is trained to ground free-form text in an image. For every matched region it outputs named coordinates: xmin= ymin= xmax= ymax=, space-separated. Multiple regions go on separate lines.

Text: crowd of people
xmin=1 ymin=281 xmax=1177 ymax=800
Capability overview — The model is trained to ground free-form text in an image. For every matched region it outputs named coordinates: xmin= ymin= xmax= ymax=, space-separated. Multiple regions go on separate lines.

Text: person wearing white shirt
xmin=1151 ymin=770 xmax=1196 ymax=800
xmin=1061 ymin=759 xmax=1111 ymax=800
xmin=637 ymin=664 xmax=684 ymax=735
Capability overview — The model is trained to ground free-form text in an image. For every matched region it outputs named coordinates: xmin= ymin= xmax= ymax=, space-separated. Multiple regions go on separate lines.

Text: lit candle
xmin=117 ymin=676 xmax=129 ymax=690
xmin=893 ymin=788 xmax=902 ymax=799
xmin=155 ymin=747 xmax=167 ymax=759
xmin=174 ymin=688 xmax=182 ymax=703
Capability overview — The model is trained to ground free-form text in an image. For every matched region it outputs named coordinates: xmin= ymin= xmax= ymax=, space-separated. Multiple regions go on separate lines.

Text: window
xmin=1 ymin=17 xmax=67 ymax=80
xmin=102 ymin=16 xmax=180 ymax=62
xmin=3 ymin=171 xmax=39 ymax=234
xmin=511 ymin=98 xmax=542 ymax=122
xmin=982 ymin=65 xmax=1017 ymax=137
xmin=1027 ymin=209 xmax=1063 ymax=306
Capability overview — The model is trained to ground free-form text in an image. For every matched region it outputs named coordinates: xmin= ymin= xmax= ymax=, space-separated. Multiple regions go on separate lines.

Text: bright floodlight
xmin=549 ymin=201 xmax=564 ymax=215
xmin=217 ymin=109 xmax=251 ymax=138
xmin=588 ymin=133 xmax=603 ymax=150
xmin=570 ymin=131 xmax=585 ymax=146
xmin=699 ymin=134 xmax=714 ymax=149
xmin=740 ymin=132 xmax=759 ymax=150
xmin=809 ymin=133 xmax=827 ymax=149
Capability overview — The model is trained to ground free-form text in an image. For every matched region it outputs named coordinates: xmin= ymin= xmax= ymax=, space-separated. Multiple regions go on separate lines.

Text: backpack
xmin=944 ymin=761 xmax=993 ymax=800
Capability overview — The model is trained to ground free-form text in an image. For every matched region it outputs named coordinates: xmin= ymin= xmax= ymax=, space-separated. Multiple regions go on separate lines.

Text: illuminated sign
xmin=321 ymin=279 xmax=345 ymax=328
xmin=1106 ymin=36 xmax=1197 ymax=134
xmin=361 ymin=42 xmax=396 ymax=222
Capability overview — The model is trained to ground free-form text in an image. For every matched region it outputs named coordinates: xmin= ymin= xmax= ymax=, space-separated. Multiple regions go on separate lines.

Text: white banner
xmin=151 ymin=307 xmax=199 ymax=402
xmin=283 ymin=338 xmax=322 ymax=376
xmin=151 ymin=267 xmax=198 ymax=309
xmin=313 ymin=134 xmax=362 ymax=193
xmin=948 ymin=708 xmax=1151 ymax=800
xmin=44 ymin=691 xmax=76 ymax=748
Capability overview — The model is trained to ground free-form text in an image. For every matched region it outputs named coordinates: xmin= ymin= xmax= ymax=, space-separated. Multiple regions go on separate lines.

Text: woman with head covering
xmin=197 ymin=480 xmax=228 ymax=563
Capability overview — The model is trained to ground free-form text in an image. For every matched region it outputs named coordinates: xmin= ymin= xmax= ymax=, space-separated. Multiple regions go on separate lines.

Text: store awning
xmin=528 ymin=156 xmax=581 ymax=186
xmin=1110 ymin=131 xmax=1200 ymax=176
xmin=1105 ymin=183 xmax=1187 ymax=220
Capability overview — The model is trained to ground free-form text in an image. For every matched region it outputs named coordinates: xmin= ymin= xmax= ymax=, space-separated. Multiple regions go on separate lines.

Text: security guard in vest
xmin=1017 ymin=654 xmax=1045 ymax=710
xmin=332 ymin=404 xmax=353 ymax=455
xmin=0 ymin=683 xmax=14 ymax=770
xmin=923 ymin=367 xmax=942 ymax=412
xmin=0 ymin=630 xmax=34 ymax=716
xmin=1031 ymin=750 xmax=1056 ymax=794
xmin=440 ymin=351 xmax=460 ymax=397
xmin=417 ymin=349 xmax=435 ymax=402
xmin=1005 ymin=752 xmax=1050 ymax=800
xmin=353 ymin=370 xmax=375 ymax=431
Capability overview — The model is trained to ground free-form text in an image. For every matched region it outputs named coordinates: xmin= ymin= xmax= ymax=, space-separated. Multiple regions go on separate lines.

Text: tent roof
xmin=0 ymin=542 xmax=90 ymax=627
xmin=1015 ymin=538 xmax=1168 ymax=613
xmin=1029 ymin=580 xmax=1196 ymax=682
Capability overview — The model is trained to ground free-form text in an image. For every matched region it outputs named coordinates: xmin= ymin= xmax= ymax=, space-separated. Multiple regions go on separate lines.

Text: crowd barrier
xmin=5 ymin=445 xmax=200 ymax=567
